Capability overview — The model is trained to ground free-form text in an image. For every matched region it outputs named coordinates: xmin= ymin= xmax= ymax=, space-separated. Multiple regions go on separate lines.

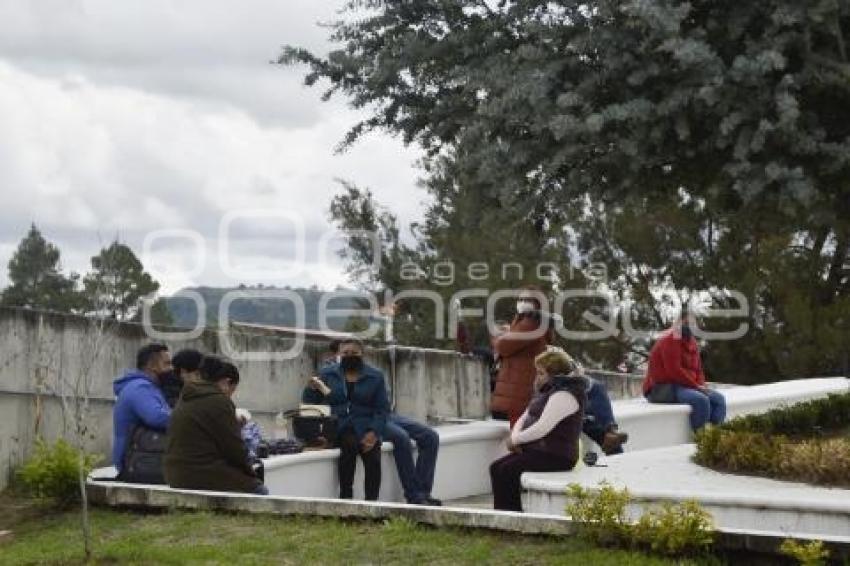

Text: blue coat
xmin=302 ymin=363 xmax=390 ymax=441
xmin=112 ymin=369 xmax=171 ymax=471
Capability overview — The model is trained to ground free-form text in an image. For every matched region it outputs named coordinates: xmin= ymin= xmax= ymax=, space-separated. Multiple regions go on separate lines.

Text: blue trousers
xmin=383 ymin=414 xmax=440 ymax=503
xmin=583 ymin=379 xmax=622 ymax=453
xmin=654 ymin=385 xmax=727 ymax=430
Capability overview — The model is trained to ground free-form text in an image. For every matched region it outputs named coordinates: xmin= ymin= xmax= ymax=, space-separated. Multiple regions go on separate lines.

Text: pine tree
xmin=82 ymin=241 xmax=160 ymax=320
xmin=1 ymin=223 xmax=79 ymax=311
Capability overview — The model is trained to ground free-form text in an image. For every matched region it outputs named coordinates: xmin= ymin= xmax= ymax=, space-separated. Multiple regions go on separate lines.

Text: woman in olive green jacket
xmin=164 ymin=356 xmax=266 ymax=494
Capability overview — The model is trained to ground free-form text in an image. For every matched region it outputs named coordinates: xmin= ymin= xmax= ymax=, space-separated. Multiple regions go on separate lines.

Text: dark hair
xmin=200 ymin=355 xmax=240 ymax=385
xmin=136 ymin=343 xmax=169 ymax=370
xmin=172 ymin=349 xmax=204 ymax=373
xmin=327 ymin=339 xmax=341 ymax=354
xmin=338 ymin=338 xmax=364 ymax=351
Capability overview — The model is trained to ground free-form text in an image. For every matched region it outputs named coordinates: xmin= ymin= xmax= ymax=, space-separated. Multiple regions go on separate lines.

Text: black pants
xmin=490 ymin=450 xmax=575 ymax=512
xmin=338 ymin=431 xmax=381 ymax=501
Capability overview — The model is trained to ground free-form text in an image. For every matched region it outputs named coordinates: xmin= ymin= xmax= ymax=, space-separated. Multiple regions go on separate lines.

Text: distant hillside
xmin=163 ymin=286 xmax=364 ymax=331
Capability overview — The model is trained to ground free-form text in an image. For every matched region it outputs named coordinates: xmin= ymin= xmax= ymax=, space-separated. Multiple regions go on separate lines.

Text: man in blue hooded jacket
xmin=112 ymin=343 xmax=173 ymax=477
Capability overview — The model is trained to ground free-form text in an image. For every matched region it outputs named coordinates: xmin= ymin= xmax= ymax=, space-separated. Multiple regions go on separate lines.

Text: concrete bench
xmin=598 ymin=377 xmax=850 ymax=454
xmin=90 ymin=420 xmax=511 ymax=503
xmin=522 ymin=377 xmax=850 ymax=535
xmin=264 ymin=421 xmax=509 ymax=501
xmin=90 ymin=378 xmax=848 ymax=505
xmin=522 ymin=443 xmax=850 ymax=540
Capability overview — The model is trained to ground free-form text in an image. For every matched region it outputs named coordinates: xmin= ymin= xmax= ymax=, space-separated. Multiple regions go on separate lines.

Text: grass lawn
xmin=0 ymin=494 xmax=720 ymax=565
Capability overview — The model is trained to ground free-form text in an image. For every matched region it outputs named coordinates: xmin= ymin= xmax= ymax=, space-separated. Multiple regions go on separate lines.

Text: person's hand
xmin=308 ymin=376 xmax=331 ymax=395
xmin=506 ymin=436 xmax=521 ymax=453
xmin=361 ymin=431 xmax=378 ymax=453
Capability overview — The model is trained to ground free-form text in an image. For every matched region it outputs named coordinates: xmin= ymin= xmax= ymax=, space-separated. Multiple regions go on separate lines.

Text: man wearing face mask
xmin=643 ymin=310 xmax=726 ymax=430
xmin=304 ymin=338 xmax=390 ymax=501
xmin=112 ymin=343 xmax=173 ymax=481
xmin=317 ymin=339 xmax=442 ymax=506
xmin=490 ymin=286 xmax=554 ymax=426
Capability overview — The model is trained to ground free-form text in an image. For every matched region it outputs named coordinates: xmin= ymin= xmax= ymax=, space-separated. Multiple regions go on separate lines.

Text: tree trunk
xmin=78 ymin=453 xmax=92 ymax=562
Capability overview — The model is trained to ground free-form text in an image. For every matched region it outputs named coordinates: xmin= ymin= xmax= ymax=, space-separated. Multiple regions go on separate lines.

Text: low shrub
xmin=779 ymin=538 xmax=830 ymax=566
xmin=17 ymin=438 xmax=101 ymax=504
xmin=724 ymin=392 xmax=850 ymax=437
xmin=695 ymin=393 xmax=850 ymax=487
xmin=631 ymin=500 xmax=715 ymax=556
xmin=565 ymin=481 xmax=632 ymax=546
xmin=566 ymin=483 xmax=715 ymax=557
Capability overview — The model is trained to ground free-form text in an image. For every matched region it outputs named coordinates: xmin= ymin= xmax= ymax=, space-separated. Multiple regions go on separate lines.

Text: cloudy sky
xmin=0 ymin=1 xmax=426 ymax=294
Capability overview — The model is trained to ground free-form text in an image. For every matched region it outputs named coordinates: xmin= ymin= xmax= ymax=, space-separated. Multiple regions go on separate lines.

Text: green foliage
xmin=694 ymin=394 xmax=850 ymax=486
xmin=632 ymin=501 xmax=715 ymax=556
xmin=1 ymin=223 xmax=82 ymax=312
xmin=283 ymin=0 xmax=850 ymax=381
xmin=779 ymin=538 xmax=830 ymax=566
xmin=83 ymin=240 xmax=160 ymax=320
xmin=2 ymin=505 xmax=712 ymax=565
xmin=566 ymin=482 xmax=715 ymax=557
xmin=722 ymin=392 xmax=850 ymax=436
xmin=17 ymin=439 xmax=100 ymax=504
xmin=566 ymin=481 xmax=633 ymax=546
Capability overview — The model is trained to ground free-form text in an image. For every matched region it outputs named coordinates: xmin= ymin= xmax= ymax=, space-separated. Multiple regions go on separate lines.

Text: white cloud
xmin=0 ymin=1 xmax=427 ymax=294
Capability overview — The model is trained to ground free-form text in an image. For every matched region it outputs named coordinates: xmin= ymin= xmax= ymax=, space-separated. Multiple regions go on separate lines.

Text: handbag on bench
xmin=284 ymin=405 xmax=338 ymax=446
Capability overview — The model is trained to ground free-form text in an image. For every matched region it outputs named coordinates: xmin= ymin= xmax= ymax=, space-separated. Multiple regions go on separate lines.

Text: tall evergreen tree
xmin=1 ymin=223 xmax=79 ymax=311
xmin=83 ymin=241 xmax=160 ymax=320
xmin=284 ymin=0 xmax=850 ymax=381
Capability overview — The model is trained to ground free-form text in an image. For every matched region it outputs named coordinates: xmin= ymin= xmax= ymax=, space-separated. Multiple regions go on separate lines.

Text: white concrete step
xmin=600 ymin=377 xmax=849 ymax=454
xmin=523 ymin=443 xmax=850 ymax=539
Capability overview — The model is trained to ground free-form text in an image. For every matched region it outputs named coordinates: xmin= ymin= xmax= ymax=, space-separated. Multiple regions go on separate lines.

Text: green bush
xmin=723 ymin=392 xmax=850 ymax=437
xmin=17 ymin=439 xmax=101 ymax=504
xmin=631 ymin=500 xmax=715 ymax=556
xmin=566 ymin=483 xmax=715 ymax=557
xmin=565 ymin=481 xmax=632 ymax=546
xmin=694 ymin=393 xmax=850 ymax=487
xmin=779 ymin=538 xmax=830 ymax=566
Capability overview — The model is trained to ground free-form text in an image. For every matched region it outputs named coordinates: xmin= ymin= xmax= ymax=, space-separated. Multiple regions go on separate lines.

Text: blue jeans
xmin=384 ymin=414 xmax=440 ymax=503
xmin=670 ymin=385 xmax=726 ymax=430
xmin=583 ymin=379 xmax=622 ymax=453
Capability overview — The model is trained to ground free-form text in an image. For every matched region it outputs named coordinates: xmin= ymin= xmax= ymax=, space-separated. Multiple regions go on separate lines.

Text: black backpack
xmin=121 ymin=425 xmax=167 ymax=484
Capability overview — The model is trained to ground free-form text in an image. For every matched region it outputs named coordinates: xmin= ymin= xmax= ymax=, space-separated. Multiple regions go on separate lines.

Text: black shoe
xmin=423 ymin=496 xmax=442 ymax=506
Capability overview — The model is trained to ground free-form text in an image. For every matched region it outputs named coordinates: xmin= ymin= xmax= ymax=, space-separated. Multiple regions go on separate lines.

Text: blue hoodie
xmin=112 ymin=369 xmax=171 ymax=471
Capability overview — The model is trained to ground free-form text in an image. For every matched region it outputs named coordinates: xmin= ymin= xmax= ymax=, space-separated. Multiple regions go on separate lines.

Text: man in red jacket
xmin=643 ymin=312 xmax=726 ymax=430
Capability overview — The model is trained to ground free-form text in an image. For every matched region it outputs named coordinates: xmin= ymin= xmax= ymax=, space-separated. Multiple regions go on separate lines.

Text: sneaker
xmin=601 ymin=430 xmax=628 ymax=455
xmin=423 ymin=496 xmax=442 ymax=506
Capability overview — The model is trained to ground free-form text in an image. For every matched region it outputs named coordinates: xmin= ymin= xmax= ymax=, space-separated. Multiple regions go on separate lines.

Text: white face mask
xmin=516 ymin=300 xmax=534 ymax=313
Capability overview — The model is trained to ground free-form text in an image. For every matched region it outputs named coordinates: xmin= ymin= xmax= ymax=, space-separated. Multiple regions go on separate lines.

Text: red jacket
xmin=643 ymin=330 xmax=705 ymax=394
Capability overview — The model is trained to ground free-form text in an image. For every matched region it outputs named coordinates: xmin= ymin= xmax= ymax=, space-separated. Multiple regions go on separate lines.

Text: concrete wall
xmin=0 ymin=306 xmax=645 ymax=491
xmin=0 ymin=307 xmax=492 ymax=490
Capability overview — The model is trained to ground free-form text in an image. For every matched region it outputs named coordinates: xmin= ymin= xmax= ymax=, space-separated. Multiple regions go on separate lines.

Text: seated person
xmin=303 ymin=338 xmax=389 ymax=501
xmin=490 ymin=348 xmax=587 ymax=512
xmin=384 ymin=415 xmax=441 ymax=506
xmin=583 ymin=377 xmax=628 ymax=455
xmin=161 ymin=348 xmax=205 ymax=408
xmin=164 ymin=356 xmax=267 ymax=495
xmin=236 ymin=408 xmax=263 ymax=460
xmin=112 ymin=343 xmax=172 ymax=481
xmin=643 ymin=310 xmax=726 ymax=431
xmin=321 ymin=340 xmax=441 ymax=506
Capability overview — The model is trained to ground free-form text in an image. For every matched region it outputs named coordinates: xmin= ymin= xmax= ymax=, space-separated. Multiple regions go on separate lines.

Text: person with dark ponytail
xmin=164 ymin=355 xmax=267 ymax=494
